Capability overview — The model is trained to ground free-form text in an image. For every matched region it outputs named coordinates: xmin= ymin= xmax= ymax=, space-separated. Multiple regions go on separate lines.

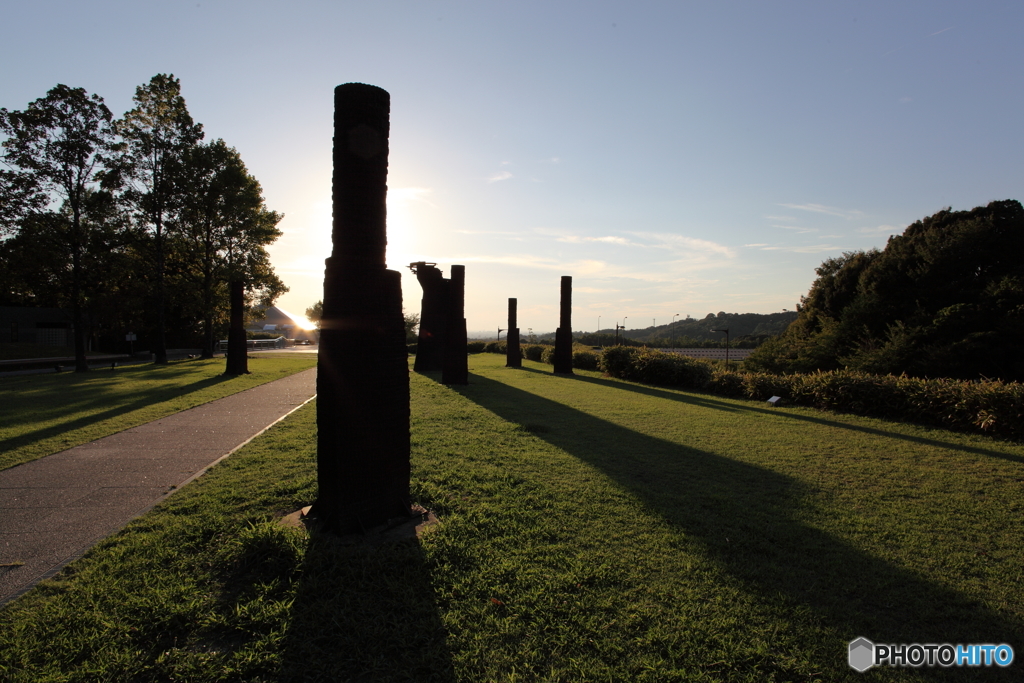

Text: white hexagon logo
xmin=848 ymin=637 xmax=875 ymax=672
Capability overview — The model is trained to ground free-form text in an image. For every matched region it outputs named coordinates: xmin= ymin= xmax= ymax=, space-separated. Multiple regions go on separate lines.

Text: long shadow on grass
xmin=0 ymin=368 xmax=239 ymax=466
xmin=454 ymin=371 xmax=1023 ymax=679
xmin=524 ymin=366 xmax=1024 ymax=465
xmin=280 ymin=532 xmax=457 ymax=683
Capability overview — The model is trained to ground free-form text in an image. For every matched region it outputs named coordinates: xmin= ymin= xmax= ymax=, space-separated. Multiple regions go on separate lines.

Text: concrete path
xmin=0 ymin=367 xmax=317 ymax=606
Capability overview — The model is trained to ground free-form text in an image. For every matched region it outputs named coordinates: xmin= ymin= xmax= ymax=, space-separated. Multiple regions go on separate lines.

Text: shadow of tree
xmin=452 ymin=371 xmax=1023 ymax=680
xmin=280 ymin=531 xmax=456 ymax=683
xmin=522 ymin=366 xmax=1024 ymax=465
xmin=0 ymin=370 xmax=237 ymax=462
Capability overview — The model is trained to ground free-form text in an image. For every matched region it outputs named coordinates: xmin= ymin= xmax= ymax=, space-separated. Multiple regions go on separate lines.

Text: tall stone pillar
xmin=442 ymin=265 xmax=468 ymax=385
xmin=506 ymin=297 xmax=521 ymax=368
xmin=312 ymin=83 xmax=411 ymax=534
xmin=410 ymin=261 xmax=447 ymax=373
xmin=553 ymin=275 xmax=573 ymax=374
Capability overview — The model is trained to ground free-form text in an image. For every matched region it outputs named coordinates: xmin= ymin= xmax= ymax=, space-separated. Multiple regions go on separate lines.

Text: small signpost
xmin=125 ymin=332 xmax=136 ymax=357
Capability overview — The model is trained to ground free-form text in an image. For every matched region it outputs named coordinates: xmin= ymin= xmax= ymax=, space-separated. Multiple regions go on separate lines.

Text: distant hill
xmin=535 ymin=311 xmax=798 ymax=348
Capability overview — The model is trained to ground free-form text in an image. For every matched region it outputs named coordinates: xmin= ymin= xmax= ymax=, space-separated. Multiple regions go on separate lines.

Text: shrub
xmin=596 ymin=345 xmax=1024 ymax=441
xmin=406 ymin=343 xmax=418 ymax=355
xmin=599 ymin=346 xmax=713 ymax=390
xmin=571 ymin=345 xmax=600 ymax=371
xmin=483 ymin=340 xmax=507 ymax=354
xmin=466 ymin=341 xmax=487 ymax=354
xmin=522 ymin=344 xmax=547 ymax=362
xmin=540 ymin=346 xmax=556 ymax=365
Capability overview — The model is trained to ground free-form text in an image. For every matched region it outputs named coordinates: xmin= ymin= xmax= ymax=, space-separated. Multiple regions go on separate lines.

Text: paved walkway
xmin=0 ymin=367 xmax=317 ymax=606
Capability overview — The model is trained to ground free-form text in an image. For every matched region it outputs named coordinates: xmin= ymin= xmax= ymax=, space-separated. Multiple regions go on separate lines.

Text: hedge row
xmin=481 ymin=341 xmax=601 ymax=369
xmin=598 ymin=346 xmax=1024 ymax=441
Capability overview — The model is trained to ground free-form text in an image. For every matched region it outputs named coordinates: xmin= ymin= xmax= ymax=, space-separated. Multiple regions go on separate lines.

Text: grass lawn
xmin=1 ymin=353 xmax=1022 ymax=681
xmin=0 ymin=354 xmax=317 ymax=471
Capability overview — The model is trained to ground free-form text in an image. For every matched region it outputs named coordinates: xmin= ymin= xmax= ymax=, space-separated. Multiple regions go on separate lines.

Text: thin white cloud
xmin=541 ymin=157 xmax=560 ymax=164
xmin=388 ymin=186 xmax=436 ymax=207
xmin=778 ymin=203 xmax=864 ymax=219
xmin=929 ymin=26 xmax=953 ymax=37
xmin=556 ymin=235 xmax=642 ymax=246
xmin=759 ymin=244 xmax=846 ymax=254
xmin=628 ymin=232 xmax=736 ymax=258
xmin=772 ymin=224 xmax=818 ymax=234
xmin=453 ymin=228 xmax=523 ymax=236
xmin=487 ymin=171 xmax=513 ymax=183
xmin=743 ymin=243 xmax=770 ymax=247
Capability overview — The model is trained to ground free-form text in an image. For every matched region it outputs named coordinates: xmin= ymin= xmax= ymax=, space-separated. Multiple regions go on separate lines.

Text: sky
xmin=3 ymin=1 xmax=1022 ymax=335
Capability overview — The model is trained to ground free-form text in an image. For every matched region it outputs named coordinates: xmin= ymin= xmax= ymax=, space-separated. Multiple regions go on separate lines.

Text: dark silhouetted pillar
xmin=553 ymin=275 xmax=573 ymax=374
xmin=225 ymin=280 xmax=248 ymax=375
xmin=410 ymin=261 xmax=448 ymax=372
xmin=312 ymin=83 xmax=411 ymax=534
xmin=506 ymin=297 xmax=521 ymax=368
xmin=442 ymin=265 xmax=468 ymax=385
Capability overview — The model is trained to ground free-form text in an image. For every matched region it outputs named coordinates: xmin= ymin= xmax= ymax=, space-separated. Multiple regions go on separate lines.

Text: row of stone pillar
xmin=312 ymin=82 xmax=575 ymax=536
xmin=502 ymin=275 xmax=573 ymax=374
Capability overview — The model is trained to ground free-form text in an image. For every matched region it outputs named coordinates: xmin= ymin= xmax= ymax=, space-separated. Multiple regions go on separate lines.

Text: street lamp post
xmin=671 ymin=313 xmax=679 ymax=351
xmin=498 ymin=327 xmax=505 ymax=340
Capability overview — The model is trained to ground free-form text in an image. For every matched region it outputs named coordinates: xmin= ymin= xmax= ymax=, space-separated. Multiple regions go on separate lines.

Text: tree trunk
xmin=71 ymin=214 xmax=89 ymax=373
xmin=153 ymin=219 xmax=168 ymax=364
xmin=225 ymin=280 xmax=248 ymax=375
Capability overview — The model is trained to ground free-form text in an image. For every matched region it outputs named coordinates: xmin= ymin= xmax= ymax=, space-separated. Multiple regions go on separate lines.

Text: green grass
xmin=0 ymin=354 xmax=317 ymax=471
xmin=1 ymin=353 xmax=1022 ymax=681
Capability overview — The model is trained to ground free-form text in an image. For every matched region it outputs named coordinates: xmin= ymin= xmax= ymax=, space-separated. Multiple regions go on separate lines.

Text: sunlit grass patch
xmin=1 ymin=353 xmax=1022 ymax=681
xmin=0 ymin=354 xmax=316 ymax=471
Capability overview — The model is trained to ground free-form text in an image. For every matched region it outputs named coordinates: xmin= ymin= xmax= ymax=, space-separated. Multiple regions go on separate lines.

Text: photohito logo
xmin=849 ymin=637 xmax=1014 ymax=671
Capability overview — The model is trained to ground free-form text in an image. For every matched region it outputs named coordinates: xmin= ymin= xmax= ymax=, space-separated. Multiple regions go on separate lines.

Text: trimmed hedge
xmin=599 ymin=346 xmax=1024 ymax=441
xmin=481 ymin=341 xmax=600 ymax=370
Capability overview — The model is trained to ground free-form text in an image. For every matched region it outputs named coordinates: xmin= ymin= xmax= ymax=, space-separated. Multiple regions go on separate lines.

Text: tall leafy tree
xmin=111 ymin=74 xmax=203 ymax=364
xmin=748 ymin=200 xmax=1024 ymax=380
xmin=0 ymin=85 xmax=115 ymax=371
xmin=175 ymin=138 xmax=286 ymax=357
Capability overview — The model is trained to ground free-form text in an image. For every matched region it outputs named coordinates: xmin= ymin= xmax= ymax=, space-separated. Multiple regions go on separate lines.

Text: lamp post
xmin=672 ymin=313 xmax=679 ymax=351
xmin=498 ymin=327 xmax=505 ymax=340
xmin=712 ymin=328 xmax=730 ymax=367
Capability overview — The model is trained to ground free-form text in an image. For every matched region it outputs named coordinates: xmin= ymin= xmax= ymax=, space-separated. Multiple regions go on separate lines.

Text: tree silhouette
xmin=0 ymin=84 xmax=116 ymax=372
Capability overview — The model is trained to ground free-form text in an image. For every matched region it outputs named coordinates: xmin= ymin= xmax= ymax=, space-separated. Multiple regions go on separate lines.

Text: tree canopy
xmin=1 ymin=76 xmax=286 ymax=368
xmin=746 ymin=200 xmax=1024 ymax=381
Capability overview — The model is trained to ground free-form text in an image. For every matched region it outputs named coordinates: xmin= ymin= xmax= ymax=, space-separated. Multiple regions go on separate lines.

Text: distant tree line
xmin=546 ymin=312 xmax=797 ymax=349
xmin=746 ymin=200 xmax=1024 ymax=382
xmin=0 ymin=75 xmax=285 ymax=370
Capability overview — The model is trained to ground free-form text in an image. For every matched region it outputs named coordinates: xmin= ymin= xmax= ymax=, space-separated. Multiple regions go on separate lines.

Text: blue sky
xmin=4 ymin=1 xmax=1022 ymax=334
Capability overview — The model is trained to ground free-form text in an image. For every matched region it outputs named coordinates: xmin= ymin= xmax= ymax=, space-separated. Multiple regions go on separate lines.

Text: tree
xmin=111 ymin=74 xmax=203 ymax=364
xmin=305 ymin=300 xmax=323 ymax=327
xmin=175 ymin=139 xmax=285 ymax=357
xmin=0 ymin=85 xmax=115 ymax=371
xmin=748 ymin=200 xmax=1024 ymax=380
xmin=404 ymin=310 xmax=419 ymax=342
